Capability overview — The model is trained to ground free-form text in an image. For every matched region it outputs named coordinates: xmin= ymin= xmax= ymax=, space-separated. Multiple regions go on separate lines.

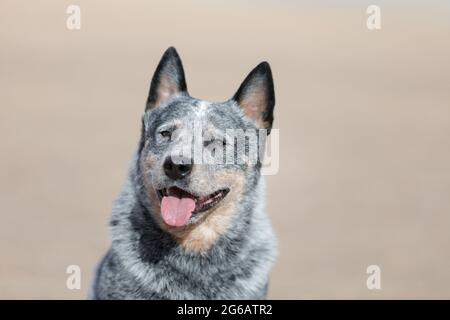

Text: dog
xmin=90 ymin=47 xmax=277 ymax=299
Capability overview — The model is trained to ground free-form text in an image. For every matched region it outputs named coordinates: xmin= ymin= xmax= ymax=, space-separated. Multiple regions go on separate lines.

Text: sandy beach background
xmin=1 ymin=0 xmax=450 ymax=299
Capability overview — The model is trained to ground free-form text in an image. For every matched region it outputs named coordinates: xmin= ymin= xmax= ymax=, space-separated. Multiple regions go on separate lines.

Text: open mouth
xmin=156 ymin=186 xmax=229 ymax=227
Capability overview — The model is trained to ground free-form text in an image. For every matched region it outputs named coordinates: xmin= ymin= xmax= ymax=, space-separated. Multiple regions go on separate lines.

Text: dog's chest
xmin=143 ymin=255 xmax=264 ymax=299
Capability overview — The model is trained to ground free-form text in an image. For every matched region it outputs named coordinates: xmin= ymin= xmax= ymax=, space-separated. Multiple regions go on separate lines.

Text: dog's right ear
xmin=146 ymin=47 xmax=187 ymax=110
xmin=232 ymin=62 xmax=275 ymax=133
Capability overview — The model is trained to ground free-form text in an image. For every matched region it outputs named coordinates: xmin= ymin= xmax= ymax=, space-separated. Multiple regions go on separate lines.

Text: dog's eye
xmin=160 ymin=130 xmax=171 ymax=138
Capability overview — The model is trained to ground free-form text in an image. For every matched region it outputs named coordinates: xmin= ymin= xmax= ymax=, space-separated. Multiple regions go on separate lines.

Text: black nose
xmin=163 ymin=157 xmax=193 ymax=180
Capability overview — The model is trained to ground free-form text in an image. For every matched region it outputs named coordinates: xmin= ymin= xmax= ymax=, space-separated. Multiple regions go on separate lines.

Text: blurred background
xmin=1 ymin=0 xmax=450 ymax=299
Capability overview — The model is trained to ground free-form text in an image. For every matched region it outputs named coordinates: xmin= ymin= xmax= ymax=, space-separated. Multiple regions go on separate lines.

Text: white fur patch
xmin=195 ymin=101 xmax=210 ymax=118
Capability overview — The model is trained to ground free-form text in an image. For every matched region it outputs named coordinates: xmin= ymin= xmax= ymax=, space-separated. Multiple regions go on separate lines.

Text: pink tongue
xmin=161 ymin=196 xmax=196 ymax=227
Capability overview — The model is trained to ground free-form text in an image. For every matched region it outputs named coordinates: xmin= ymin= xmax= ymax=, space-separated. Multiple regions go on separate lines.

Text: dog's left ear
xmin=232 ymin=62 xmax=275 ymax=133
xmin=146 ymin=47 xmax=188 ymax=110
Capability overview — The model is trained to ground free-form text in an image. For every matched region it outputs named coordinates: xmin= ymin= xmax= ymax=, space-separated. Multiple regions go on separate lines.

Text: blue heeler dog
xmin=90 ymin=47 xmax=277 ymax=299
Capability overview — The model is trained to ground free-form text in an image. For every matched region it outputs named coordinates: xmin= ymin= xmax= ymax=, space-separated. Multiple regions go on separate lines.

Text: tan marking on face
xmin=171 ymin=171 xmax=245 ymax=253
xmin=139 ymin=154 xmax=162 ymax=218
xmin=140 ymin=150 xmax=246 ymax=253
xmin=143 ymin=149 xmax=157 ymax=168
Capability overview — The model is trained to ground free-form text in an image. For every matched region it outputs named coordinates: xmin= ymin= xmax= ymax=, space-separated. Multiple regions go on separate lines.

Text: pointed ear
xmin=232 ymin=62 xmax=275 ymax=132
xmin=146 ymin=47 xmax=187 ymax=110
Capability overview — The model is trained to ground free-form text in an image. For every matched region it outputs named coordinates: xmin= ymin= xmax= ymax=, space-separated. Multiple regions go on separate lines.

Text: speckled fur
xmin=90 ymin=48 xmax=277 ymax=299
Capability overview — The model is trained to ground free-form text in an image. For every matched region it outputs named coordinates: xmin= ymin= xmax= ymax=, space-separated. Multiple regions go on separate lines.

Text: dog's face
xmin=137 ymin=48 xmax=275 ymax=250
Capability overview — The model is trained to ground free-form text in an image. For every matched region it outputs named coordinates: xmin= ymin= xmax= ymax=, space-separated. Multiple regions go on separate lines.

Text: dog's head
xmin=137 ymin=47 xmax=275 ymax=251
